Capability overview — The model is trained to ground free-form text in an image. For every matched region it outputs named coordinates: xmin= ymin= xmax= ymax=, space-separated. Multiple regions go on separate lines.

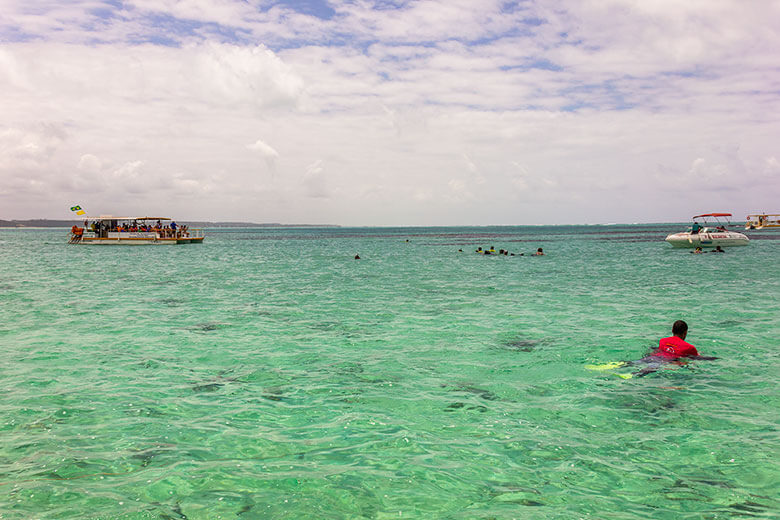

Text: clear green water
xmin=1 ymin=225 xmax=778 ymax=519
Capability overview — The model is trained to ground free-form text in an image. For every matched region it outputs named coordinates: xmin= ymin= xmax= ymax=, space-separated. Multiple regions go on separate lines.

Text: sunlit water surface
xmin=1 ymin=225 xmax=778 ymax=519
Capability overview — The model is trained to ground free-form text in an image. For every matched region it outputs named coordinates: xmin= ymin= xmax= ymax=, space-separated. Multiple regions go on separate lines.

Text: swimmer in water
xmin=627 ymin=320 xmax=718 ymax=377
xmin=533 ymin=248 xmax=544 ymax=256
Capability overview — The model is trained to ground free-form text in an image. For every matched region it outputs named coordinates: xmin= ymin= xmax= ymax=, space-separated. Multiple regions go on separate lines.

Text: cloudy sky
xmin=1 ymin=0 xmax=779 ymax=225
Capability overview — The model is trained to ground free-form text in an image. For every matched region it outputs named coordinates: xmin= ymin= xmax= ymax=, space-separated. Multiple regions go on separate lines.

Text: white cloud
xmin=110 ymin=160 xmax=153 ymax=194
xmin=190 ymin=43 xmax=304 ymax=109
xmin=302 ymin=159 xmax=329 ymax=198
xmin=447 ymin=178 xmax=472 ymax=202
xmin=763 ymin=157 xmax=780 ymax=176
xmin=78 ymin=153 xmax=102 ymax=173
xmin=247 ymin=139 xmax=279 ymax=157
xmin=0 ymin=125 xmax=65 ymax=169
xmin=247 ymin=137 xmax=279 ymax=173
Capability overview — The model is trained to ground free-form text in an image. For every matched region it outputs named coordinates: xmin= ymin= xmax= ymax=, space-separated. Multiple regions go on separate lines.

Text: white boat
xmin=665 ymin=213 xmax=749 ymax=248
xmin=69 ymin=216 xmax=205 ymax=245
xmin=745 ymin=213 xmax=780 ymax=230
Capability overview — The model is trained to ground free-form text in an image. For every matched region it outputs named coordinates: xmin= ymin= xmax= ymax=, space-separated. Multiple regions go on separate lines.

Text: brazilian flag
xmin=70 ymin=205 xmax=86 ymax=215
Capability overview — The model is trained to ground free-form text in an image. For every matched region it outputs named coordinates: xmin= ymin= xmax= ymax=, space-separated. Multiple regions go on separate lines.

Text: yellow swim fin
xmin=584 ymin=362 xmax=627 ymax=371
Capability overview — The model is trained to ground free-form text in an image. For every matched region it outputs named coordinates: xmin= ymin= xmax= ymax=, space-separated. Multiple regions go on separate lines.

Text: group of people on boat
xmin=467 ymin=246 xmax=545 ymax=256
xmin=690 ymin=223 xmax=727 ymax=234
xmin=74 ymin=220 xmax=190 ymax=238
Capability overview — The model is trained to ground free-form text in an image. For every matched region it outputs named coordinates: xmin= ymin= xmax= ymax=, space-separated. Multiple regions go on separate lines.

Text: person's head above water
xmin=672 ymin=320 xmax=688 ymax=339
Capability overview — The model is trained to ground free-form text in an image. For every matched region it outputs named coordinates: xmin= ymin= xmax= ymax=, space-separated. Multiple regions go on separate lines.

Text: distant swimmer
xmin=711 ymin=246 xmax=725 ymax=253
xmin=354 ymin=254 xmax=360 ymax=260
xmin=533 ymin=248 xmax=544 ymax=256
xmin=475 ymin=247 xmax=483 ymax=253
xmin=691 ymin=247 xmax=704 ymax=254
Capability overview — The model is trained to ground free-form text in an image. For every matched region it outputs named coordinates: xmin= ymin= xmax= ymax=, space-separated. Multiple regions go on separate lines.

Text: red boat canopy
xmin=692 ymin=213 xmax=732 ymax=219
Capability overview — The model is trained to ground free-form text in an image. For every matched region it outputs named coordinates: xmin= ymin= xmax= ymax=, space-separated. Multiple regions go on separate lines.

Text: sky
xmin=1 ymin=0 xmax=779 ymax=226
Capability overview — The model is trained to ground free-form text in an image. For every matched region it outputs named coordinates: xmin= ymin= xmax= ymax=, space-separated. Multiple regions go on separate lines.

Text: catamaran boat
xmin=69 ymin=216 xmax=205 ymax=245
xmin=745 ymin=213 xmax=780 ymax=230
xmin=665 ymin=213 xmax=749 ymax=248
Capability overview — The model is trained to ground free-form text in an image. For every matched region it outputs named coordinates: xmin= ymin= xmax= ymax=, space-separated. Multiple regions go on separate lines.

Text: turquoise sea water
xmin=1 ymin=225 xmax=779 ymax=519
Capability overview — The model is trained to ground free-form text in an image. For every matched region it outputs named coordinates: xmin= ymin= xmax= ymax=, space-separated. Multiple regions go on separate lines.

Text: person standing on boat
xmin=691 ymin=221 xmax=702 ymax=234
xmin=170 ymin=220 xmax=178 ymax=237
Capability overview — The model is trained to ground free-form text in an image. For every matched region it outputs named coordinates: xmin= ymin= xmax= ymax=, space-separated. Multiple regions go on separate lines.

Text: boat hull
xmin=74 ymin=238 xmax=204 ymax=245
xmin=665 ymin=231 xmax=749 ymax=248
xmin=71 ymin=232 xmax=204 ymax=245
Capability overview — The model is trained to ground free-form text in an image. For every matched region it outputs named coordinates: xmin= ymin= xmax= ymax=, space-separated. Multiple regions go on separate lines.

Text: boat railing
xmin=108 ymin=231 xmax=157 ymax=239
xmin=157 ymin=228 xmax=204 ymax=239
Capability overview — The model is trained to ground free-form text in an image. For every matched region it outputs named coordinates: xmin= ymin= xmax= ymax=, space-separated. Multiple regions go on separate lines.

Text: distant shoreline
xmin=0 ymin=219 xmax=340 ymax=228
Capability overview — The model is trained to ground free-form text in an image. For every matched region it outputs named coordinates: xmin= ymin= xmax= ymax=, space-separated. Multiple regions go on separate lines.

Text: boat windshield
xmin=685 ymin=226 xmax=728 ymax=233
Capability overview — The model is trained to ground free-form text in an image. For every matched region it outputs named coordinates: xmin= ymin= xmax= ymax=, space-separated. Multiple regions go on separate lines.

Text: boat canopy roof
xmin=85 ymin=216 xmax=172 ymax=221
xmin=693 ymin=212 xmax=732 ymax=219
xmin=746 ymin=213 xmax=780 ymax=217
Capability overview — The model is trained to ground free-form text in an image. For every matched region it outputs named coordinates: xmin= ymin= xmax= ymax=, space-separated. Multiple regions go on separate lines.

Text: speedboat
xmin=665 ymin=213 xmax=749 ymax=248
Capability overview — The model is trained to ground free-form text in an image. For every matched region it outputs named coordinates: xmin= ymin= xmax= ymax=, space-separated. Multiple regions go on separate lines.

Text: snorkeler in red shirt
xmin=628 ymin=320 xmax=717 ymax=377
xmin=655 ymin=320 xmax=699 ymax=359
